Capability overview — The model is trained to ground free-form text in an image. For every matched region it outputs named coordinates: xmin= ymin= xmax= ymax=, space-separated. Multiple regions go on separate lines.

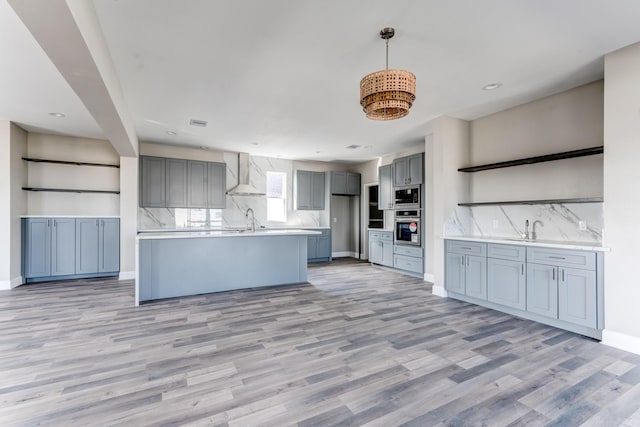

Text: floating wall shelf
xmin=22 ymin=157 xmax=120 ymax=168
xmin=22 ymin=187 xmax=120 ymax=195
xmin=458 ymin=146 xmax=603 ymax=173
xmin=458 ymin=197 xmax=603 ymax=207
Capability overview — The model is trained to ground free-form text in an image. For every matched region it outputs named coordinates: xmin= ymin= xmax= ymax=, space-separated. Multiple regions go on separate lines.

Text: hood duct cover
xmin=226 ymin=152 xmax=265 ymax=196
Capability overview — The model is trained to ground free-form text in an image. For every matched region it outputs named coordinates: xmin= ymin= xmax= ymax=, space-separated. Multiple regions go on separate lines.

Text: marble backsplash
xmin=138 ymin=153 xmax=323 ymax=230
xmin=444 ymin=203 xmax=603 ymax=242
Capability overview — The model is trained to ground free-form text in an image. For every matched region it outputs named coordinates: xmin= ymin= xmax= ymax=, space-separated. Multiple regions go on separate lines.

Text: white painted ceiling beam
xmin=7 ymin=0 xmax=138 ymax=157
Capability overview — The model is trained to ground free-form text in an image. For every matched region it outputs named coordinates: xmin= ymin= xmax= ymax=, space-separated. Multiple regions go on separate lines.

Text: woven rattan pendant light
xmin=360 ymin=28 xmax=416 ymax=120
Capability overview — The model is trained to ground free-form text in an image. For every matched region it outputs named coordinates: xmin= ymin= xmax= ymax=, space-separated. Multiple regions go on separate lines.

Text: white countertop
xmin=368 ymin=228 xmax=394 ymax=232
xmin=21 ymin=215 xmax=120 ymax=218
xmin=137 ymin=226 xmax=330 ymax=232
xmin=137 ymin=229 xmax=322 ymax=240
xmin=442 ymin=235 xmax=610 ymax=252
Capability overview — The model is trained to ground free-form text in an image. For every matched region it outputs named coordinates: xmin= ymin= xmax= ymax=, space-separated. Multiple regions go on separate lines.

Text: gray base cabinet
xmin=393 ymin=245 xmax=424 ymax=274
xmin=369 ymin=231 xmax=393 ymax=267
xmin=307 ymin=229 xmax=331 ymax=262
xmin=23 ymin=217 xmax=120 ymax=283
xmin=444 ymin=240 xmax=486 ymax=299
xmin=445 ymin=239 xmax=603 ymax=339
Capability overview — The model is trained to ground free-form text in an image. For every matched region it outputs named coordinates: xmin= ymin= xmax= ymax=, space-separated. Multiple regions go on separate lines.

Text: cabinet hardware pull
xmin=521 ymin=264 xmax=524 ymax=275
xmin=562 ymin=269 xmax=565 ymax=281
xmin=549 ymin=256 xmax=566 ymax=260
xmin=460 ymin=247 xmax=471 ymax=250
xmin=96 ymin=219 xmax=99 ymax=226
xmin=47 ymin=219 xmax=50 ymax=227
xmin=466 ymin=256 xmax=469 ymax=266
xmin=552 ymin=268 xmax=555 ymax=280
xmin=461 ymin=256 xmax=464 ymax=266
xmin=53 ymin=219 xmax=56 ymax=227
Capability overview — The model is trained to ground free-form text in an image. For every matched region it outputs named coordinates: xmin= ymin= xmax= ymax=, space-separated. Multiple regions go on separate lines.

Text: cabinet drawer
xmin=527 ymin=247 xmax=596 ymax=270
xmin=369 ymin=231 xmax=381 ymax=240
xmin=394 ymin=245 xmax=423 ymax=258
xmin=394 ymin=254 xmax=423 ymax=274
xmin=381 ymin=232 xmax=393 ymax=242
xmin=488 ymin=244 xmax=526 ymax=262
xmin=446 ymin=240 xmax=487 ymax=257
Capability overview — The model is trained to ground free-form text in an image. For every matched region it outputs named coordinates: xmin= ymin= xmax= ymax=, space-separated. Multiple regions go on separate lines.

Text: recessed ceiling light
xmin=315 ymin=151 xmax=322 ymax=154
xmin=482 ymin=83 xmax=502 ymax=91
xmin=166 ymin=131 xmax=177 ymax=135
xmin=48 ymin=112 xmax=65 ymax=117
xmin=250 ymin=142 xmax=259 ymax=146
xmin=346 ymin=144 xmax=362 ymax=149
xmin=189 ymin=119 xmax=208 ymax=127
xmin=199 ymin=146 xmax=209 ymax=150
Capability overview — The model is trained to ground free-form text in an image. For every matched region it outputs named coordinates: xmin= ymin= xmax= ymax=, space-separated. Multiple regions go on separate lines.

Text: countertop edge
xmin=137 ymin=229 xmax=323 ymax=240
xmin=21 ymin=215 xmax=121 ymax=218
xmin=441 ymin=235 xmax=610 ymax=252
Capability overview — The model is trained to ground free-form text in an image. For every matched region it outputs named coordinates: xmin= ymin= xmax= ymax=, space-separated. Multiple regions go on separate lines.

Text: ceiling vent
xmin=189 ymin=119 xmax=208 ymax=127
xmin=346 ymin=144 xmax=362 ymax=149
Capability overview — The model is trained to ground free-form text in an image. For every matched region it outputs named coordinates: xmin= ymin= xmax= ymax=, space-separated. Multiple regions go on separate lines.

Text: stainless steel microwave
xmin=394 ymin=186 xmax=420 ymax=209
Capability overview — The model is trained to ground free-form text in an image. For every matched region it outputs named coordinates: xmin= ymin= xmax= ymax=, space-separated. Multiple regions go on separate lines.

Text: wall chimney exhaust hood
xmin=226 ymin=152 xmax=265 ymax=196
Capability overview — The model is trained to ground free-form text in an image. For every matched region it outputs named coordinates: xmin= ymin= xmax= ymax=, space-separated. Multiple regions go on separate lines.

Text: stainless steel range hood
xmin=226 ymin=152 xmax=265 ymax=196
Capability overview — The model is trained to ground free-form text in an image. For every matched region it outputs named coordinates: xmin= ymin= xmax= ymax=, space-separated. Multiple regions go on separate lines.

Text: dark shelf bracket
xmin=22 ymin=157 xmax=120 ymax=168
xmin=458 ymin=146 xmax=603 ymax=173
xmin=458 ymin=197 xmax=603 ymax=207
xmin=22 ymin=187 xmax=120 ymax=195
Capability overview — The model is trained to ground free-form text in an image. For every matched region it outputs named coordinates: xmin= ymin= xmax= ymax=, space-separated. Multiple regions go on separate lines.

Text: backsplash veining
xmin=138 ymin=153 xmax=323 ymax=230
xmin=445 ymin=203 xmax=603 ymax=242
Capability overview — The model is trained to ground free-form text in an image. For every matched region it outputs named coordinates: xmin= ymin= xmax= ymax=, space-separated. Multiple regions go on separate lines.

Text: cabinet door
xmin=311 ymin=172 xmax=326 ymax=210
xmin=207 ymin=162 xmax=226 ymax=209
xmin=559 ymin=267 xmax=597 ymax=328
xmin=140 ymin=156 xmax=165 ymax=207
xmin=393 ymin=158 xmax=407 ymax=187
xmin=445 ymin=252 xmax=465 ymax=294
xmin=346 ymin=173 xmax=361 ymax=196
xmin=381 ymin=240 xmax=394 ymax=267
xmin=331 ymin=172 xmax=347 ymax=195
xmin=378 ymin=164 xmax=394 ymax=210
xmin=307 ymin=235 xmax=318 ymax=260
xmin=407 ymin=154 xmax=423 ymax=185
xmin=75 ymin=218 xmax=99 ymax=274
xmin=526 ymin=263 xmax=558 ymax=319
xmin=188 ymin=160 xmax=208 ymax=208
xmin=488 ymin=258 xmax=526 ymax=310
xmin=24 ymin=218 xmax=50 ymax=278
xmin=465 ymin=255 xmax=487 ymax=300
xmin=317 ymin=236 xmax=331 ymax=260
xmin=99 ymin=219 xmax=120 ymax=273
xmin=50 ymin=218 xmax=76 ymax=276
xmin=296 ymin=171 xmax=312 ymax=210
xmin=369 ymin=238 xmax=382 ymax=264
xmin=165 ymin=158 xmax=187 ymax=208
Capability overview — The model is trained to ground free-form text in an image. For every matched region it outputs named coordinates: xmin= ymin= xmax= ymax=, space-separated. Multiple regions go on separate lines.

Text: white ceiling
xmin=3 ymin=0 xmax=640 ymax=162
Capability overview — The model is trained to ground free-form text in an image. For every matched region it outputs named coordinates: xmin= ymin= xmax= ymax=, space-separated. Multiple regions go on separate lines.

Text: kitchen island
xmin=136 ymin=229 xmax=321 ymax=305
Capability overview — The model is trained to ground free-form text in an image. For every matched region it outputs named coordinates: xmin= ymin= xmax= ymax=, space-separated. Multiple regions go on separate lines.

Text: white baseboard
xmin=332 ymin=251 xmax=357 ymax=258
xmin=432 ymin=285 xmax=447 ymax=298
xmin=119 ymin=271 xmax=135 ymax=280
xmin=0 ymin=276 xmax=24 ymax=290
xmin=423 ymin=273 xmax=434 ymax=283
xmin=602 ymin=329 xmax=640 ymax=356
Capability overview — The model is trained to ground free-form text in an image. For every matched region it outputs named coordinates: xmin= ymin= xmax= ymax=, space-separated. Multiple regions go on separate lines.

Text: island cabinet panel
xmin=76 ymin=219 xmax=100 ymax=274
xmin=207 ymin=162 xmax=226 ymax=209
xmin=187 ymin=160 xmax=208 ymax=208
xmin=24 ymin=218 xmax=51 ymax=278
xmin=526 ymin=263 xmax=558 ymax=318
xmin=99 ymin=218 xmax=120 ymax=272
xmin=378 ymin=164 xmax=394 ymax=210
xmin=559 ymin=267 xmax=597 ymax=328
xmin=165 ymin=158 xmax=187 ymax=207
xmin=140 ymin=156 xmax=166 ymax=207
xmin=488 ymin=258 xmax=526 ymax=310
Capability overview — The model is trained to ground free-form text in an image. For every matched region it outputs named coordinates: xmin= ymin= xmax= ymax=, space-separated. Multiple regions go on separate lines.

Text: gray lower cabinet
xmin=165 ymin=158 xmax=187 ymax=207
xmin=378 ymin=164 xmax=394 ymax=210
xmin=393 ymin=245 xmax=424 ymax=274
xmin=444 ymin=240 xmax=487 ymax=299
xmin=369 ymin=231 xmax=393 ymax=267
xmin=559 ymin=267 xmax=597 ymax=328
xmin=465 ymin=255 xmax=488 ymax=300
xmin=487 ymin=244 xmax=526 ymax=310
xmin=307 ymin=229 xmax=331 ymax=262
xmin=526 ymin=262 xmax=558 ymax=318
xmin=296 ymin=170 xmax=325 ymax=210
xmin=23 ymin=217 xmax=120 ymax=282
xmin=331 ymin=172 xmax=361 ymax=196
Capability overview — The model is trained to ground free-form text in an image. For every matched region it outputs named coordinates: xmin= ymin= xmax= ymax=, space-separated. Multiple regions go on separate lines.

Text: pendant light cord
xmin=385 ymin=38 xmax=389 ymax=71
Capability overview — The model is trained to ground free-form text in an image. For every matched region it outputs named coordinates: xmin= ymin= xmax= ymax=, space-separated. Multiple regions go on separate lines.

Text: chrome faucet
xmin=246 ymin=208 xmax=256 ymax=232
xmin=523 ymin=219 xmax=530 ymax=240
xmin=532 ymin=220 xmax=544 ymax=241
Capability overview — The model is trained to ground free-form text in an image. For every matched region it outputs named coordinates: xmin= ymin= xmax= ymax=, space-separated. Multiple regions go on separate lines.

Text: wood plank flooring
xmin=1 ymin=258 xmax=640 ymax=426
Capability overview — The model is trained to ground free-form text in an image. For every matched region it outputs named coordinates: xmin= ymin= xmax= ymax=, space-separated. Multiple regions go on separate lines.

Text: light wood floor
xmin=1 ymin=259 xmax=640 ymax=426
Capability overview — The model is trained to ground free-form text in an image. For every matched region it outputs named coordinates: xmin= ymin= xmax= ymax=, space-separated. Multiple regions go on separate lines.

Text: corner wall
xmin=602 ymin=42 xmax=640 ymax=354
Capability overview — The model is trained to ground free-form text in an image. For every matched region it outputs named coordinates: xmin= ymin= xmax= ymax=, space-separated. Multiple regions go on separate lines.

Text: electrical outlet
xmin=492 ymin=220 xmax=499 ymax=229
xmin=579 ymin=221 xmax=587 ymax=231
xmin=333 ymin=217 xmax=337 ymax=223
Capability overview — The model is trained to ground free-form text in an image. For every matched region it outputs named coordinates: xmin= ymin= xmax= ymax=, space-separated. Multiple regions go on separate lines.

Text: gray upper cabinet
xmin=207 ymin=162 xmax=226 ymax=208
xmin=296 ymin=170 xmax=325 ymax=210
xmin=99 ymin=218 xmax=120 ymax=272
xmin=393 ymin=153 xmax=423 ymax=186
xmin=140 ymin=156 xmax=227 ymax=209
xmin=187 ymin=160 xmax=208 ymax=208
xmin=331 ymin=171 xmax=361 ymax=195
xmin=24 ymin=218 xmax=50 ymax=278
xmin=140 ymin=156 xmax=166 ymax=207
xmin=378 ymin=164 xmax=394 ymax=210
xmin=165 ymin=158 xmax=187 ymax=207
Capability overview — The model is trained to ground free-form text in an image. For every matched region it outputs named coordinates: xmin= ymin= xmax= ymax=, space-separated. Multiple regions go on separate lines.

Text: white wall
xmin=119 ymin=156 xmax=138 ymax=279
xmin=26 ymin=133 xmax=120 ymax=216
xmin=469 ymin=81 xmax=604 ymax=202
xmin=602 ymin=42 xmax=640 ymax=354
